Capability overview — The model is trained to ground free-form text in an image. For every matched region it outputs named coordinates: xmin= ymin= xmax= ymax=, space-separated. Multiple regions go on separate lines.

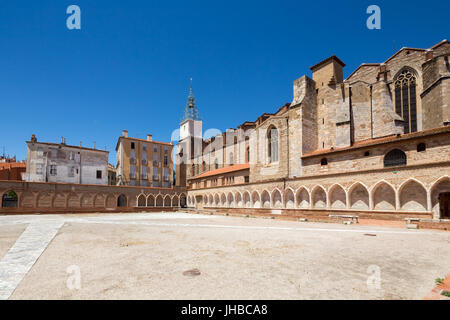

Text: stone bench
xmin=329 ymin=214 xmax=359 ymax=224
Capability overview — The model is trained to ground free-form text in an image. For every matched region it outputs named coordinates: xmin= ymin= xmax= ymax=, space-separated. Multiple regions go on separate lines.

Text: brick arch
xmin=147 ymin=194 xmax=155 ymax=207
xmin=399 ymin=179 xmax=427 ymax=212
xmin=93 ymin=194 xmax=106 ymax=208
xmin=430 ymin=176 xmax=450 ymax=218
xmin=68 ymin=193 xmax=81 ymax=208
xmin=105 ymin=194 xmax=116 ymax=209
xmin=295 ymin=187 xmax=310 ymax=209
xmin=311 ymin=185 xmax=327 ymax=209
xmin=137 ymin=194 xmax=146 ymax=207
xmin=284 ymin=188 xmax=295 ymax=209
xmin=261 ymin=190 xmax=270 ymax=208
xmin=20 ymin=192 xmax=36 ymax=208
xmin=328 ymin=184 xmax=346 ymax=209
xmin=271 ymin=188 xmax=282 ymax=208
xmin=251 ymin=190 xmax=261 ymax=208
xmin=348 ymin=182 xmax=369 ymax=210
xmin=37 ymin=192 xmax=53 ymax=208
xmin=235 ymin=192 xmax=243 ymax=207
xmin=243 ymin=191 xmax=251 ymax=208
xmin=371 ymin=181 xmax=396 ymax=210
xmin=80 ymin=193 xmax=94 ymax=208
xmin=53 ymin=193 xmax=67 ymax=208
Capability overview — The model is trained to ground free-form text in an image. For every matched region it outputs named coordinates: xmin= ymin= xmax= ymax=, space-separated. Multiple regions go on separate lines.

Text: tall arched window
xmin=267 ymin=126 xmax=278 ymax=163
xmin=214 ymin=159 xmax=219 ymax=170
xmin=202 ymin=161 xmax=206 ymax=172
xmin=245 ymin=146 xmax=250 ymax=163
xmin=384 ymin=149 xmax=407 ymax=167
xmin=229 ymin=152 xmax=234 ymax=166
xmin=394 ymin=69 xmax=417 ymax=133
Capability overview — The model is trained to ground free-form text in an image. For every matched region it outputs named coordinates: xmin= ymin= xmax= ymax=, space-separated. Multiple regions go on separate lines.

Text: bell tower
xmin=176 ymin=79 xmax=203 ymax=187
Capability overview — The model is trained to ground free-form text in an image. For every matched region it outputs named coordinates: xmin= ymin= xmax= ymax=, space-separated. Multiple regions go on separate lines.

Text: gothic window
xmin=394 ymin=69 xmax=417 ymax=133
xmin=215 ymin=159 xmax=219 ymax=170
xmin=202 ymin=161 xmax=206 ymax=172
xmin=417 ymin=143 xmax=426 ymax=152
xmin=384 ymin=149 xmax=407 ymax=167
xmin=267 ymin=126 xmax=279 ymax=163
xmin=229 ymin=152 xmax=234 ymax=166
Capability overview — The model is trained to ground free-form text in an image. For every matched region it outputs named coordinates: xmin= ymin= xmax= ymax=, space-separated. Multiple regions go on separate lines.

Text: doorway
xmin=439 ymin=192 xmax=450 ymax=219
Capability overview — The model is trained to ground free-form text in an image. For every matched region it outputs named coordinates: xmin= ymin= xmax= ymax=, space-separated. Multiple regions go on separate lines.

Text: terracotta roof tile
xmin=190 ymin=163 xmax=250 ymax=180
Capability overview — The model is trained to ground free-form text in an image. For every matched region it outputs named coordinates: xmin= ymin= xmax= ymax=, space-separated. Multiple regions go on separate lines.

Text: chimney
xmin=122 ymin=130 xmax=128 ymax=138
xmin=147 ymin=134 xmax=152 ymax=141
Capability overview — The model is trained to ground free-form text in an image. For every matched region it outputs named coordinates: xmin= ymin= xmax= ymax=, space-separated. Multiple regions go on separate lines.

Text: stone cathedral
xmin=176 ymin=40 xmax=450 ymax=222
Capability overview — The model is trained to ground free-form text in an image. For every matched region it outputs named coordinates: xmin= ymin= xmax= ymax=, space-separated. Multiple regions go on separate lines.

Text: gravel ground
xmin=1 ymin=212 xmax=449 ymax=300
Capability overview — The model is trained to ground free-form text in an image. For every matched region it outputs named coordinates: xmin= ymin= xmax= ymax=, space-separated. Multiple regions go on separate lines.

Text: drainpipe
xmin=370 ymin=85 xmax=374 ymax=139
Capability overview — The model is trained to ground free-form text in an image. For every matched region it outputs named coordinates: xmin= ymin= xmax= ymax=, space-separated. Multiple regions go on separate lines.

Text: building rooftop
xmin=26 ymin=140 xmax=109 ymax=153
xmin=189 ymin=163 xmax=250 ymax=180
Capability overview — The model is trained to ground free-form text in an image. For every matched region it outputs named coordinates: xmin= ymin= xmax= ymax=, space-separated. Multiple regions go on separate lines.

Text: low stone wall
xmin=0 ymin=180 xmax=187 ymax=214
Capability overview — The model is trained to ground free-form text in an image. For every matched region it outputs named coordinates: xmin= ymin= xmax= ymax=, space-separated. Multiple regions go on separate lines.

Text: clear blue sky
xmin=0 ymin=0 xmax=448 ymax=163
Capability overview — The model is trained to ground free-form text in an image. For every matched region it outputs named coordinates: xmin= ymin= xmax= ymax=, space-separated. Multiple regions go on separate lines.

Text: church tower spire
xmin=183 ymin=78 xmax=200 ymax=121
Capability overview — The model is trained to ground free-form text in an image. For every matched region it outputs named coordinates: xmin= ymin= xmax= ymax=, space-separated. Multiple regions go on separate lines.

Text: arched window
xmin=2 ymin=190 xmax=18 ymax=208
xmin=320 ymin=158 xmax=328 ymax=166
xmin=394 ymin=69 xmax=417 ymax=133
xmin=384 ymin=149 xmax=407 ymax=167
xmin=214 ymin=159 xmax=219 ymax=170
xmin=202 ymin=161 xmax=206 ymax=172
xmin=117 ymin=194 xmax=127 ymax=207
xmin=229 ymin=152 xmax=234 ymax=166
xmin=245 ymin=146 xmax=250 ymax=163
xmin=417 ymin=143 xmax=426 ymax=152
xmin=191 ymin=164 xmax=195 ymax=176
xmin=267 ymin=126 xmax=278 ymax=163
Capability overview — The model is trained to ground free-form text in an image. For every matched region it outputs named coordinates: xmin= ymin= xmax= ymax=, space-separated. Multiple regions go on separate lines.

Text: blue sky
xmin=0 ymin=0 xmax=448 ymax=163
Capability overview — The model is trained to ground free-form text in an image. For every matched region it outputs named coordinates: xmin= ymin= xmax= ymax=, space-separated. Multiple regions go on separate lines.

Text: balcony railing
xmin=141 ymin=174 xmax=148 ymax=180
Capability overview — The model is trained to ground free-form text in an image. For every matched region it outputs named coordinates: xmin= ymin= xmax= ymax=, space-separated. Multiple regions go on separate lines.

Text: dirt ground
xmin=0 ymin=212 xmax=449 ymax=300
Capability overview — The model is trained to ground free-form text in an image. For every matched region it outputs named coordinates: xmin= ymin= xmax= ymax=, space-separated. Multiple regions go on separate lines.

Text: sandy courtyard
xmin=0 ymin=212 xmax=449 ymax=300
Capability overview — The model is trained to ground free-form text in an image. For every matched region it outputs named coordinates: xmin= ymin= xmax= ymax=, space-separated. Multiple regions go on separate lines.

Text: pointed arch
xmin=155 ymin=194 xmax=164 ymax=207
xmin=147 ymin=194 xmax=155 ymax=207
xmin=93 ymin=194 xmax=106 ymax=208
xmin=399 ymin=179 xmax=427 ymax=211
xmin=179 ymin=193 xmax=187 ymax=207
xmin=251 ymin=190 xmax=261 ymax=208
xmin=348 ymin=182 xmax=369 ymax=210
xmin=117 ymin=194 xmax=127 ymax=207
xmin=105 ymin=194 xmax=115 ymax=209
xmin=371 ymin=181 xmax=396 ymax=210
xmin=227 ymin=192 xmax=235 ymax=207
xmin=311 ymin=185 xmax=327 ymax=209
xmin=214 ymin=193 xmax=219 ymax=207
xmin=284 ymin=188 xmax=295 ymax=209
xmin=430 ymin=176 xmax=450 ymax=218
xmin=208 ymin=194 xmax=213 ymax=206
xmin=53 ymin=193 xmax=67 ymax=208
xmin=137 ymin=194 xmax=146 ymax=207
xmin=328 ymin=184 xmax=346 ymax=209
xmin=261 ymin=190 xmax=270 ymax=208
xmin=235 ymin=192 xmax=243 ymax=207
xmin=243 ymin=191 xmax=251 ymax=208
xmin=220 ymin=193 xmax=226 ymax=207
xmin=267 ymin=125 xmax=279 ymax=163
xmin=164 ymin=195 xmax=171 ymax=207
xmin=271 ymin=188 xmax=282 ymax=208
xmin=295 ymin=187 xmax=310 ymax=209
xmin=172 ymin=195 xmax=179 ymax=207
xmin=37 ymin=192 xmax=53 ymax=208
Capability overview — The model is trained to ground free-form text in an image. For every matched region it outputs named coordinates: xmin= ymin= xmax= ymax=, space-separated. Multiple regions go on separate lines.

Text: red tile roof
xmin=190 ymin=163 xmax=250 ymax=180
xmin=0 ymin=162 xmax=26 ymax=170
xmin=302 ymin=126 xmax=450 ymax=158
